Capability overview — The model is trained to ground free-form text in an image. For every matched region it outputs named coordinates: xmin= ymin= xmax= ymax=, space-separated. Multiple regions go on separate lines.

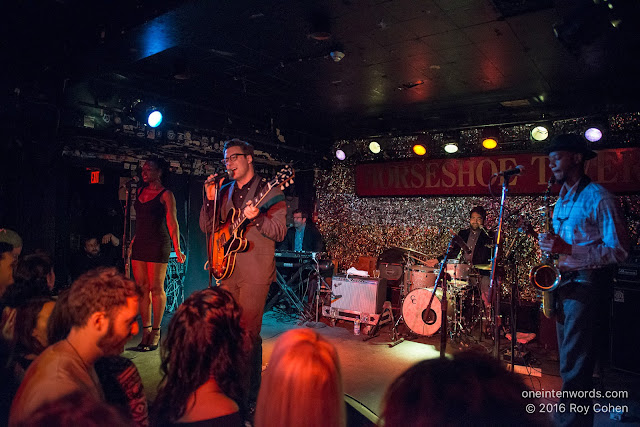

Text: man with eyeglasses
xmin=279 ymin=209 xmax=325 ymax=253
xmin=199 ymin=138 xmax=287 ymax=413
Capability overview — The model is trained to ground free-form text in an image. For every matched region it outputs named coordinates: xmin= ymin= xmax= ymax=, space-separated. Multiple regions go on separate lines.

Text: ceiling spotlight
xmin=413 ymin=144 xmax=426 ymax=156
xmin=369 ymin=141 xmax=381 ymax=154
xmin=531 ymin=125 xmax=550 ymax=142
xmin=480 ymin=127 xmax=500 ymax=149
xmin=335 ymin=143 xmax=355 ymax=160
xmin=147 ymin=109 xmax=163 ymax=128
xmin=482 ymin=138 xmax=498 ymax=149
xmin=584 ymin=127 xmax=603 ymax=142
xmin=444 ymin=142 xmax=458 ymax=154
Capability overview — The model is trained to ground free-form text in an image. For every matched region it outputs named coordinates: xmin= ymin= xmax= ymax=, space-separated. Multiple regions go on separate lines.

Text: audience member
xmin=3 ymin=253 xmax=54 ymax=306
xmin=255 ymin=329 xmax=345 ymax=427
xmin=70 ymin=235 xmax=121 ymax=281
xmin=9 ymin=267 xmax=141 ymax=426
xmin=46 ymin=286 xmax=150 ymax=427
xmin=0 ymin=242 xmax=16 ymax=298
xmin=0 ymin=229 xmax=23 ymax=259
xmin=153 ymin=287 xmax=245 ymax=426
xmin=20 ymin=390 xmax=134 ymax=427
xmin=379 ymin=350 xmax=550 ymax=427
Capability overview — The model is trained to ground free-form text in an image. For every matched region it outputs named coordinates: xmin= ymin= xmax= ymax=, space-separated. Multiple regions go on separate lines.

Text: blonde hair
xmin=255 ymin=329 xmax=345 ymax=427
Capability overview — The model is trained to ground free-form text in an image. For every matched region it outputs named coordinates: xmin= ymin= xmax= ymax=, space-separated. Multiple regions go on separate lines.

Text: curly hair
xmin=67 ymin=267 xmax=141 ymax=327
xmin=153 ymin=287 xmax=246 ymax=423
xmin=145 ymin=156 xmax=170 ymax=185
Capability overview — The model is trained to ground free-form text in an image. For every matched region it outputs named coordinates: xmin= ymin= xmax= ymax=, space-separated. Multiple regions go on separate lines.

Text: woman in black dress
xmin=131 ymin=157 xmax=185 ymax=351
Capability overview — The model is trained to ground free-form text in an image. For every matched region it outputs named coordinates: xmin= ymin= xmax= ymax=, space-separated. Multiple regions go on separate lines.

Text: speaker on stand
xmin=610 ymin=262 xmax=640 ymax=374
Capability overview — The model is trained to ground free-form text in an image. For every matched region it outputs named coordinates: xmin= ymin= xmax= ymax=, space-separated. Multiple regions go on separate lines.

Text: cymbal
xmin=397 ymin=246 xmax=430 ymax=257
xmin=474 ymin=264 xmax=492 ymax=271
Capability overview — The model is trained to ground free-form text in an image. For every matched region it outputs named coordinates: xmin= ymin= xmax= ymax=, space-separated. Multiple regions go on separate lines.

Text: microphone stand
xmin=206 ymin=178 xmax=224 ymax=288
xmin=489 ymin=175 xmax=512 ymax=359
xmin=122 ymin=183 xmax=136 ymax=278
xmin=427 ymin=236 xmax=455 ymax=359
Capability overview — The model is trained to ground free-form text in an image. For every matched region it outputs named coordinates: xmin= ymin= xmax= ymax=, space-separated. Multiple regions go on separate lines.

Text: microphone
xmin=205 ymin=172 xmax=229 ymax=184
xmin=120 ymin=176 xmax=139 ymax=188
xmin=494 ymin=165 xmax=524 ymax=177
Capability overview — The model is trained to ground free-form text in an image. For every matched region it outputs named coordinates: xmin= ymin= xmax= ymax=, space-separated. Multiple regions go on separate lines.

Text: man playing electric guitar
xmin=199 ymin=138 xmax=287 ymax=412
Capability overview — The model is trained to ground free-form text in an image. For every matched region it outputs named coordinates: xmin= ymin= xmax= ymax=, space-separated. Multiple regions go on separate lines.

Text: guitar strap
xmin=221 ymin=174 xmax=264 ymax=219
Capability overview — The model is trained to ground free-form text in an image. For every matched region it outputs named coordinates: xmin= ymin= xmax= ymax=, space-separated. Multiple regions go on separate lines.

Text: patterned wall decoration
xmin=317 ymin=116 xmax=640 ymax=303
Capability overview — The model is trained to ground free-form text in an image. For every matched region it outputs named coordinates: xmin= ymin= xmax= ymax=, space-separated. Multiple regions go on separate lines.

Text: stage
xmin=126 ymin=308 xmax=640 ymax=426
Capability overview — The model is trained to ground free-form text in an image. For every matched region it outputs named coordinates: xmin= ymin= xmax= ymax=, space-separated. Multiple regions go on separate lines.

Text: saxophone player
xmin=539 ymin=134 xmax=629 ymax=427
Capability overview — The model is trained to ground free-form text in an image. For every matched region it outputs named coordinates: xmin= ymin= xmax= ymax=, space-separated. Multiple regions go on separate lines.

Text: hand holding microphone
xmin=204 ymin=172 xmax=228 ymax=200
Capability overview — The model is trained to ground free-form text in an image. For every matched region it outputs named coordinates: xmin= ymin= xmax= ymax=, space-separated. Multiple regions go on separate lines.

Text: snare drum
xmin=445 ymin=260 xmax=471 ymax=281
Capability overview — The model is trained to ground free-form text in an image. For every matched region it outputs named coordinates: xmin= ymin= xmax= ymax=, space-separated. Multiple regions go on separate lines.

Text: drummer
xmin=445 ymin=206 xmax=494 ymax=309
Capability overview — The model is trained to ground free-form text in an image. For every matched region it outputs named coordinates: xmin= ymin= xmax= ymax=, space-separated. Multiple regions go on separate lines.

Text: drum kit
xmin=391 ymin=247 xmax=492 ymax=342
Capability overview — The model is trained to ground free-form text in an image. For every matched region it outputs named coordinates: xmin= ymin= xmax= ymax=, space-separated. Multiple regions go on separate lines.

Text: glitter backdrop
xmin=316 ymin=152 xmax=640 ymax=303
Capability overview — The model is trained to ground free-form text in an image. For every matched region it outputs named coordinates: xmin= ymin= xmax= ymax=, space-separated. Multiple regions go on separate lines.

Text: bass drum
xmin=402 ymin=287 xmax=445 ymax=336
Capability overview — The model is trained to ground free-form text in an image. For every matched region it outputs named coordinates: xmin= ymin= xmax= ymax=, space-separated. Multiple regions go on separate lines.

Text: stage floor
xmin=126 ymin=309 xmax=640 ymax=426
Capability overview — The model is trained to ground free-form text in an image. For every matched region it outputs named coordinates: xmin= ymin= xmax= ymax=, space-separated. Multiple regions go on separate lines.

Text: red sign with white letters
xmin=355 ymin=148 xmax=640 ymax=196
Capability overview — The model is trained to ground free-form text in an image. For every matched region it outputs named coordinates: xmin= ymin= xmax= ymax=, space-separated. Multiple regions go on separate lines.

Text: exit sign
xmin=89 ymin=170 xmax=102 ymax=184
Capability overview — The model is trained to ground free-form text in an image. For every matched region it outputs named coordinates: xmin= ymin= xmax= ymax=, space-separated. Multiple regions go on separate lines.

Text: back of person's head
xmin=46 ymin=289 xmax=72 ymax=345
xmin=20 ymin=390 xmax=134 ymax=427
xmin=154 ymin=287 xmax=245 ymax=422
xmin=67 ymin=268 xmax=141 ymax=328
xmin=223 ymin=138 xmax=254 ymax=156
xmin=255 ymin=329 xmax=345 ymax=427
xmin=4 ymin=253 xmax=54 ymax=305
xmin=0 ymin=229 xmax=22 ymax=252
xmin=13 ymin=297 xmax=56 ymax=357
xmin=380 ymin=350 xmax=550 ymax=427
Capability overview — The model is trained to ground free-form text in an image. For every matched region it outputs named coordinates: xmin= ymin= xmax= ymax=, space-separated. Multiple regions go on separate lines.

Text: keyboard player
xmin=278 ymin=209 xmax=325 ymax=252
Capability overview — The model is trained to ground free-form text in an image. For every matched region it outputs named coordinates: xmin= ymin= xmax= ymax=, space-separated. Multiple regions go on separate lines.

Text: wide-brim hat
xmin=546 ymin=133 xmax=597 ymax=160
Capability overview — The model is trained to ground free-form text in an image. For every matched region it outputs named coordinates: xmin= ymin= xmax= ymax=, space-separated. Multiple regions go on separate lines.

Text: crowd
xmin=0 ymin=228 xmax=551 ymax=427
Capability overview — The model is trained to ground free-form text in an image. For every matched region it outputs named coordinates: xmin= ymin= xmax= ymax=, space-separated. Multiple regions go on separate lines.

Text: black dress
xmin=131 ymin=187 xmax=171 ymax=263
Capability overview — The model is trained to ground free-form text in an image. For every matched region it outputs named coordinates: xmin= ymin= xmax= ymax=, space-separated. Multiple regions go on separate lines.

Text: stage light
xmin=147 ymin=110 xmax=163 ymax=128
xmin=531 ymin=125 xmax=550 ymax=142
xmin=444 ymin=142 xmax=458 ymax=154
xmin=369 ymin=141 xmax=381 ymax=154
xmin=413 ymin=144 xmax=426 ymax=156
xmin=584 ymin=127 xmax=602 ymax=142
xmin=482 ymin=138 xmax=497 ymax=149
xmin=335 ymin=143 xmax=355 ymax=161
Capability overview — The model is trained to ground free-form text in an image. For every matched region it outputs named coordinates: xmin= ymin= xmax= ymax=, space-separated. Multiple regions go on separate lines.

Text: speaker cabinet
xmin=331 ymin=275 xmax=387 ymax=314
xmin=611 ymin=285 xmax=640 ymax=374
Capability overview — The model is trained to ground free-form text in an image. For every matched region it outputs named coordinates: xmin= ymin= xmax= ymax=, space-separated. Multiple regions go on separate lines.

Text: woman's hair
xmin=153 ymin=287 xmax=246 ymax=422
xmin=380 ymin=350 xmax=550 ymax=427
xmin=255 ymin=329 xmax=345 ymax=427
xmin=145 ymin=156 xmax=170 ymax=185
xmin=3 ymin=252 xmax=54 ymax=305
xmin=13 ymin=297 xmax=55 ymax=357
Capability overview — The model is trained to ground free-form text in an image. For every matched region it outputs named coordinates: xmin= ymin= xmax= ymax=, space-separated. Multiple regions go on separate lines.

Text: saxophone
xmin=529 ymin=177 xmax=561 ymax=318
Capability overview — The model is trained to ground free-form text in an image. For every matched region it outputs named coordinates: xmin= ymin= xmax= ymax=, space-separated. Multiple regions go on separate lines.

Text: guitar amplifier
xmin=330 ymin=275 xmax=387 ymax=315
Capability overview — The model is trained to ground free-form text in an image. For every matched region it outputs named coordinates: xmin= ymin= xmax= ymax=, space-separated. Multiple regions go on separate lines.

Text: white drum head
xmin=402 ymin=288 xmax=442 ymax=336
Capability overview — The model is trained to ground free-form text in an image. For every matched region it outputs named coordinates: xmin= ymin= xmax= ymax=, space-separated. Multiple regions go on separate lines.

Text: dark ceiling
xmin=3 ymin=0 xmax=640 ymax=155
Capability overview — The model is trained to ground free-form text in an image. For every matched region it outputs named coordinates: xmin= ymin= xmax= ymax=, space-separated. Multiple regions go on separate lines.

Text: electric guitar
xmin=208 ymin=166 xmax=294 ymax=280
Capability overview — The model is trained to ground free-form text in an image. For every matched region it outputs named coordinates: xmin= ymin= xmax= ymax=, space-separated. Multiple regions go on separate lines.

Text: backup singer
xmin=199 ymin=139 xmax=287 ymax=408
xmin=538 ymin=134 xmax=629 ymax=427
xmin=131 ymin=157 xmax=185 ymax=352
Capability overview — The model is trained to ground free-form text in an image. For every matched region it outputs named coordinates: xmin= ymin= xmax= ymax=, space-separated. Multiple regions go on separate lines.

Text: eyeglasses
xmin=220 ymin=154 xmax=247 ymax=165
